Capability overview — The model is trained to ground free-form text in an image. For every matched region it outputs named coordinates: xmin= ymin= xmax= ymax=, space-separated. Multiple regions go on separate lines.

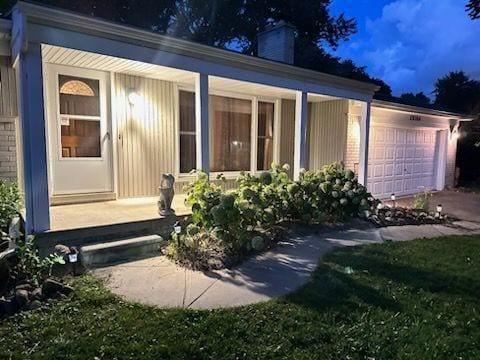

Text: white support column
xmin=358 ymin=101 xmax=372 ymax=186
xmin=195 ymin=73 xmax=209 ymax=174
xmin=17 ymin=42 xmax=50 ymax=233
xmin=293 ymin=91 xmax=308 ymax=180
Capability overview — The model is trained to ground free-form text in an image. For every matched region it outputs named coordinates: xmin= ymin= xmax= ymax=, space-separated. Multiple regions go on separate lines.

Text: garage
xmin=362 ymin=100 xmax=461 ymax=200
xmin=367 ymin=125 xmax=440 ymax=199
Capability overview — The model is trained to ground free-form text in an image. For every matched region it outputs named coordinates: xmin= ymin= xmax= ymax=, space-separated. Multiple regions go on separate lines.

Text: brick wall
xmin=344 ymin=114 xmax=361 ymax=173
xmin=0 ymin=117 xmax=18 ymax=181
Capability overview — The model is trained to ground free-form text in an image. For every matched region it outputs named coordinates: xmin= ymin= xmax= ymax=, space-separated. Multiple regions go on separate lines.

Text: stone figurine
xmin=158 ymin=173 xmax=175 ymax=216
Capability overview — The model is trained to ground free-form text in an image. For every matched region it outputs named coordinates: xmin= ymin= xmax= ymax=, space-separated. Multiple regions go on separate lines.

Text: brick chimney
xmin=257 ymin=21 xmax=295 ymax=64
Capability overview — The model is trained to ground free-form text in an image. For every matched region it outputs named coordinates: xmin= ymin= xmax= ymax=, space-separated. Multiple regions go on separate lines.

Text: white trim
xmin=435 ymin=129 xmax=448 ymax=191
xmin=294 ymin=91 xmax=308 ymax=180
xmin=273 ymin=99 xmax=281 ymax=164
xmin=358 ymin=101 xmax=371 ymax=185
xmin=109 ymin=71 xmax=118 ymax=199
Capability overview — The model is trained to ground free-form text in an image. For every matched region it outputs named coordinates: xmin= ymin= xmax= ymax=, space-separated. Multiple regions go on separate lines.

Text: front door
xmin=45 ymin=64 xmax=113 ymax=195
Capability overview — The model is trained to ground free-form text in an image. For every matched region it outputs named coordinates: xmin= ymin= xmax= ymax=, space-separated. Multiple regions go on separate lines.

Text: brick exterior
xmin=344 ymin=113 xmax=361 ymax=173
xmin=0 ymin=118 xmax=18 ymax=181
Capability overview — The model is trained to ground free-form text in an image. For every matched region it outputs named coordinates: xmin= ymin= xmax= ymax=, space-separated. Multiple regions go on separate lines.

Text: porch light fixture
xmin=128 ymin=89 xmax=141 ymax=106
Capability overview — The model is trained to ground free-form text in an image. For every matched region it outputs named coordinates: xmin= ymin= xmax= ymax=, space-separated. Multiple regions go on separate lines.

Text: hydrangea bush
xmin=167 ymin=163 xmax=373 ymax=269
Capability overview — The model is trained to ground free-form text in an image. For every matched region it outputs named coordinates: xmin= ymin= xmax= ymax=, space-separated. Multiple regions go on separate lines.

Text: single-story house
xmin=0 ymin=2 xmax=471 ymax=235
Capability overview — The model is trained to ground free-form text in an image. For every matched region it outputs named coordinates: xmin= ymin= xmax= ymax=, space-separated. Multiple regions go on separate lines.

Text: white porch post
xmin=16 ymin=42 xmax=50 ymax=233
xmin=195 ymin=73 xmax=209 ymax=174
xmin=294 ymin=91 xmax=308 ymax=180
xmin=358 ymin=101 xmax=372 ymax=186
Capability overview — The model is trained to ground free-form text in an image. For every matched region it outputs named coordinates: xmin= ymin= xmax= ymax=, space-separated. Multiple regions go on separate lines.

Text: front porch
xmin=49 ymin=195 xmax=190 ymax=232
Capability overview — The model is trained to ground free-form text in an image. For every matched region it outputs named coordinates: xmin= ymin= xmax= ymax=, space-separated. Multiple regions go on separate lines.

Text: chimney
xmin=257 ymin=21 xmax=295 ymax=64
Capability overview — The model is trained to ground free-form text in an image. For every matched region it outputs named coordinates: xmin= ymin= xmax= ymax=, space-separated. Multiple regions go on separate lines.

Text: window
xmin=257 ymin=102 xmax=274 ymax=170
xmin=210 ymin=95 xmax=252 ymax=172
xmin=179 ymin=91 xmax=196 ymax=173
xmin=178 ymin=90 xmax=275 ymax=174
xmin=58 ymin=75 xmax=101 ymax=158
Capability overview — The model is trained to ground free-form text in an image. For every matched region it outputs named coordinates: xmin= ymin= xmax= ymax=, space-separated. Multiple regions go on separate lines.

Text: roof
xmin=11 ymin=1 xmax=379 ymax=97
xmin=372 ymin=99 xmax=473 ymax=120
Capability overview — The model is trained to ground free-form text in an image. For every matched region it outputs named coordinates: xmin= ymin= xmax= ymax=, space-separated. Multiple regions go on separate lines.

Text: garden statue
xmin=158 ymin=173 xmax=175 ymax=216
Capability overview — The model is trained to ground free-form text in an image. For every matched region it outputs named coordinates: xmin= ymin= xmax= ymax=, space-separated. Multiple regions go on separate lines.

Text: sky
xmin=328 ymin=0 xmax=480 ymax=97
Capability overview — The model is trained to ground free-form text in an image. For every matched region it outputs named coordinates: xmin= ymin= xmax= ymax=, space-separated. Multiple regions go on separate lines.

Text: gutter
xmin=372 ymin=99 xmax=474 ymax=120
xmin=13 ymin=1 xmax=379 ymax=96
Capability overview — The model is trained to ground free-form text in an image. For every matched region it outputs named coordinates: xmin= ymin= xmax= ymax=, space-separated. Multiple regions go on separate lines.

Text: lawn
xmin=1 ymin=235 xmax=479 ymax=359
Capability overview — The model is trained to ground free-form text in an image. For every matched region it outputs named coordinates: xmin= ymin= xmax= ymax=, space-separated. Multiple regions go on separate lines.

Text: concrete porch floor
xmin=49 ymin=195 xmax=191 ymax=231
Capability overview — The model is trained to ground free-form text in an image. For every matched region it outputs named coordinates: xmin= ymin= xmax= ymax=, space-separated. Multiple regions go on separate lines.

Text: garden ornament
xmin=158 ymin=173 xmax=175 ymax=216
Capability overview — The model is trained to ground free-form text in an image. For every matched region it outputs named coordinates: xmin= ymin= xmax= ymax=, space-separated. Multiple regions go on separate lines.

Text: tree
xmin=399 ymin=92 xmax=431 ymax=107
xmin=467 ymin=0 xmax=480 ymax=19
xmin=434 ymin=71 xmax=480 ymax=114
xmin=0 ymin=0 xmax=391 ymax=96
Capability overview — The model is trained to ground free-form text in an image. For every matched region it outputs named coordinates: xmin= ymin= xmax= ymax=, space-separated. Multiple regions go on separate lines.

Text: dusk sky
xmin=328 ymin=0 xmax=480 ymax=97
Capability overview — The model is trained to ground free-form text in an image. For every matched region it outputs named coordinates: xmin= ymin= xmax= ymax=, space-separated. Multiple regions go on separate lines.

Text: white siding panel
xmin=308 ymin=100 xmax=348 ymax=170
xmin=114 ymin=73 xmax=177 ymax=198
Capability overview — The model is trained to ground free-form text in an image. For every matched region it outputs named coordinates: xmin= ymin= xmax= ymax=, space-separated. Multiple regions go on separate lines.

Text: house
xmin=0 ymin=2 xmax=471 ymax=235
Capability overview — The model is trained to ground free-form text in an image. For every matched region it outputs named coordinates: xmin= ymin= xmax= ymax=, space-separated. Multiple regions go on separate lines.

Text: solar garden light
xmin=436 ymin=204 xmax=443 ymax=218
xmin=68 ymin=247 xmax=79 ymax=263
xmin=390 ymin=193 xmax=396 ymax=208
xmin=173 ymin=221 xmax=182 ymax=234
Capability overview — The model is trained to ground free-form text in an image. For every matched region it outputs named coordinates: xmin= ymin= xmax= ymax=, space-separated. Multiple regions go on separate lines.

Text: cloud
xmin=338 ymin=0 xmax=480 ymax=96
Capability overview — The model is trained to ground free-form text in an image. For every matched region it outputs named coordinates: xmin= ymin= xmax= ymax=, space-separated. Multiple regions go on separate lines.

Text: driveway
xmin=396 ymin=190 xmax=480 ymax=223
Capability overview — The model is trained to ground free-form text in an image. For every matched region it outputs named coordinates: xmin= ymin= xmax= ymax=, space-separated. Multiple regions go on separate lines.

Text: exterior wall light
xmin=128 ymin=89 xmax=141 ymax=105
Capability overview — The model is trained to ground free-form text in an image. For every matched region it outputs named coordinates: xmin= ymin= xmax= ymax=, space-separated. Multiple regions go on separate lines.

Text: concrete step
xmin=80 ymin=234 xmax=165 ymax=268
xmin=36 ymin=215 xmax=181 ymax=256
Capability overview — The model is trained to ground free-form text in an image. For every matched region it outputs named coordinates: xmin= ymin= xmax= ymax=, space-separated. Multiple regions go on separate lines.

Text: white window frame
xmin=55 ymin=72 xmax=106 ymax=162
xmin=175 ymin=86 xmax=280 ymax=179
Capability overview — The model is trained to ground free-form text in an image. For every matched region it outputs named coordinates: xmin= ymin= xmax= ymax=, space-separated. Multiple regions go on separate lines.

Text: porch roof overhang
xmin=11 ymin=1 xmax=378 ymax=102
xmin=372 ymin=99 xmax=474 ymax=121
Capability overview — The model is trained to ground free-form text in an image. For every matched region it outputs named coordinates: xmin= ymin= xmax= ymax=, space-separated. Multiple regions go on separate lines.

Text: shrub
xmin=413 ymin=190 xmax=432 ymax=211
xmin=170 ymin=163 xmax=374 ymax=269
xmin=12 ymin=235 xmax=64 ymax=286
xmin=0 ymin=180 xmax=22 ymax=232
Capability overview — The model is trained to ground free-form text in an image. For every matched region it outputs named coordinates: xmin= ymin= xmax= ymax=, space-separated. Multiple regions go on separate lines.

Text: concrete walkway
xmin=93 ymin=221 xmax=480 ymax=310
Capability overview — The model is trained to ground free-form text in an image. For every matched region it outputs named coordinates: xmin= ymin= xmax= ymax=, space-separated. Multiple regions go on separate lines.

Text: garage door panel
xmin=405 ymin=147 xmax=415 ymax=159
xmin=373 ymin=164 xmax=384 ymax=178
xmin=396 ymin=129 xmax=406 ymax=143
xmin=385 ymin=164 xmax=394 ymax=177
xmin=407 ymin=130 xmax=415 ymax=143
xmin=395 ymin=147 xmax=405 ymax=159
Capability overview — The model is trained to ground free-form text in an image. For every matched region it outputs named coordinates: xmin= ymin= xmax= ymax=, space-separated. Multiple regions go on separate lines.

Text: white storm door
xmin=46 ymin=64 xmax=113 ymax=195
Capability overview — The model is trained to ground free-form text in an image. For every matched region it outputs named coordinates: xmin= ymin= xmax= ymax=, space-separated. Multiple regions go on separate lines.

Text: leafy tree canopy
xmin=0 ymin=0 xmax=392 ymax=95
xmin=434 ymin=71 xmax=480 ymax=114
xmin=399 ymin=92 xmax=431 ymax=107
xmin=467 ymin=0 xmax=480 ymax=19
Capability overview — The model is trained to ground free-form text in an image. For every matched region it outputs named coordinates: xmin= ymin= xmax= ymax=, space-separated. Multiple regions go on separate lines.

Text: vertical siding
xmin=114 ymin=74 xmax=176 ymax=198
xmin=279 ymin=99 xmax=295 ymax=178
xmin=308 ymin=100 xmax=348 ymax=171
xmin=0 ymin=56 xmax=18 ymax=117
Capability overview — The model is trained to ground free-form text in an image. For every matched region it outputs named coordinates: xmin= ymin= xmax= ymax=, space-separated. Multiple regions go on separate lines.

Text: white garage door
xmin=368 ymin=125 xmax=438 ymax=199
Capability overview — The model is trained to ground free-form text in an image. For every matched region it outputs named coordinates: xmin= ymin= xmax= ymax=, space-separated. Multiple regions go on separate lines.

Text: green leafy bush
xmin=13 ymin=235 xmax=64 ymax=286
xmin=0 ymin=179 xmax=22 ymax=232
xmin=413 ymin=190 xmax=432 ymax=211
xmin=169 ymin=163 xmax=374 ymax=269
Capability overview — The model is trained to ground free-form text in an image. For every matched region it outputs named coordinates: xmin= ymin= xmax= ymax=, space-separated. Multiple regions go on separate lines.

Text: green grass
xmin=1 ymin=235 xmax=480 ymax=359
